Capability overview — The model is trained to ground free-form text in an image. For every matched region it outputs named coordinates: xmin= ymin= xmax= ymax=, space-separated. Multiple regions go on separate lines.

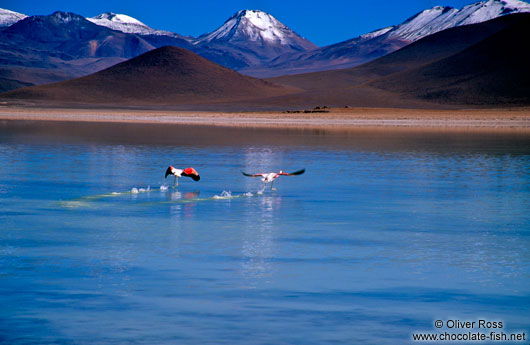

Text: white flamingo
xmin=165 ymin=166 xmax=200 ymax=187
xmin=241 ymin=169 xmax=305 ymax=190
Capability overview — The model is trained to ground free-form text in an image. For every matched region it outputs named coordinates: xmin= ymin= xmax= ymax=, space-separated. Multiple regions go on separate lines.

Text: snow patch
xmin=387 ymin=0 xmax=530 ymax=42
xmin=88 ymin=12 xmax=183 ymax=37
xmin=0 ymin=8 xmax=27 ymax=27
xmin=359 ymin=26 xmax=394 ymax=40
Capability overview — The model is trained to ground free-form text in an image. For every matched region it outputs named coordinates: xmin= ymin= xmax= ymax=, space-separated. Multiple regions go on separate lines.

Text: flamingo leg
xmin=271 ymin=181 xmax=276 ymax=191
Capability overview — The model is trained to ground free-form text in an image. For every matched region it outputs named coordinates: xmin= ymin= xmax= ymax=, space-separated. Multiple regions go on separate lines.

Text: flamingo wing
xmin=279 ymin=169 xmax=305 ymax=176
xmin=182 ymin=167 xmax=200 ymax=181
xmin=241 ymin=171 xmax=264 ymax=177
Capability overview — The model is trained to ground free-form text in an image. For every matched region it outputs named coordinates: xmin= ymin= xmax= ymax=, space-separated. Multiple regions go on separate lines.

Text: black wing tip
xmin=165 ymin=166 xmax=172 ymax=178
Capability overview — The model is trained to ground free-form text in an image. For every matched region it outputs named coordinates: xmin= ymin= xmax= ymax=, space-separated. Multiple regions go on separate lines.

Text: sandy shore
xmin=0 ymin=106 xmax=529 ymax=131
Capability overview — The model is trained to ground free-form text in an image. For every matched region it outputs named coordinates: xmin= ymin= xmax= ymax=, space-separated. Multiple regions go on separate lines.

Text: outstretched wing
xmin=241 ymin=171 xmax=264 ymax=177
xmin=279 ymin=169 xmax=305 ymax=176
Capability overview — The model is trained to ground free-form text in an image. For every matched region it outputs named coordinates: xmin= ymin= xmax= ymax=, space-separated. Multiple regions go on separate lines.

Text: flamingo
xmin=165 ymin=166 xmax=200 ymax=187
xmin=241 ymin=169 xmax=305 ymax=190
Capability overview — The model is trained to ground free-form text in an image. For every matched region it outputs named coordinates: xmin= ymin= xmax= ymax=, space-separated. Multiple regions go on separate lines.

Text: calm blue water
xmin=1 ymin=121 xmax=529 ymax=344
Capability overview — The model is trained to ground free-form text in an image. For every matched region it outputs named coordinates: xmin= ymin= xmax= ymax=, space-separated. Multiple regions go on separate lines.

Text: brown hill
xmin=0 ymin=46 xmax=294 ymax=105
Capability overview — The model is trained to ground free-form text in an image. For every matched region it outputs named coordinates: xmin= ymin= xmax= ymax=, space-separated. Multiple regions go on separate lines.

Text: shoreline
xmin=1 ymin=106 xmax=529 ymax=131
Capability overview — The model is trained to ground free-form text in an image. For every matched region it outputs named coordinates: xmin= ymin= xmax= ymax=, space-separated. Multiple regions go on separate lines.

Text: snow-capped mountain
xmin=192 ymin=10 xmax=317 ymax=69
xmin=0 ymin=8 xmax=27 ymax=27
xmin=2 ymin=0 xmax=529 ymax=90
xmin=245 ymin=0 xmax=530 ymax=77
xmin=195 ymin=10 xmax=316 ymax=50
xmin=0 ymin=10 xmax=157 ymax=90
xmin=3 ymin=11 xmax=155 ymax=58
xmin=370 ymin=0 xmax=530 ymax=42
xmin=88 ymin=12 xmax=183 ymax=37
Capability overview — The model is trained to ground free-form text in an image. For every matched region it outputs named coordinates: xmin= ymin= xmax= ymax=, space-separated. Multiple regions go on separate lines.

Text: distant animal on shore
xmin=241 ymin=169 xmax=305 ymax=190
xmin=165 ymin=166 xmax=200 ymax=186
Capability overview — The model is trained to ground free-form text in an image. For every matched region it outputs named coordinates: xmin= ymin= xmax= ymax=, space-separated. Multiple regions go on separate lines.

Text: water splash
xmin=212 ymin=190 xmax=261 ymax=200
xmin=131 ymin=186 xmax=151 ymax=193
xmin=59 ymin=186 xmax=265 ymax=209
xmin=213 ymin=191 xmax=233 ymax=199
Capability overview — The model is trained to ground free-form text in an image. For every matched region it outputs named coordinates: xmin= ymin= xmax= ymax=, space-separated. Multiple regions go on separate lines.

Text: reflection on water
xmin=169 ymin=190 xmax=200 ymax=219
xmin=0 ymin=121 xmax=529 ymax=344
xmin=240 ymin=196 xmax=280 ymax=288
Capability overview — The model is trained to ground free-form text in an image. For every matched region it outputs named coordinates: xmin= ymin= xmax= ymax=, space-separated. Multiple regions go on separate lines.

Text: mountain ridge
xmin=242 ymin=0 xmax=530 ymax=77
xmin=0 ymin=8 xmax=318 ymax=88
xmin=1 ymin=1 xmax=530 ymax=92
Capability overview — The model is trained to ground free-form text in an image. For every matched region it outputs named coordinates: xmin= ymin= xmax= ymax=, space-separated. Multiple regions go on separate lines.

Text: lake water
xmin=1 ymin=120 xmax=529 ymax=344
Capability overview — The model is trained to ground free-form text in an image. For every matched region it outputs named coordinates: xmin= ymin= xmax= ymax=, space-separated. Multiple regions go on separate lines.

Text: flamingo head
xmin=165 ymin=166 xmax=176 ymax=178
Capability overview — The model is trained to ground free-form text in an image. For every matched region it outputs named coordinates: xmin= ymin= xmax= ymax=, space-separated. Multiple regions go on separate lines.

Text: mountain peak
xmin=386 ymin=0 xmax=530 ymax=41
xmin=457 ymin=0 xmax=530 ymax=23
xmin=87 ymin=12 xmax=180 ymax=37
xmin=48 ymin=11 xmax=85 ymax=23
xmin=196 ymin=9 xmax=313 ymax=47
xmin=232 ymin=9 xmax=268 ymax=18
xmin=229 ymin=9 xmax=278 ymax=23
xmin=0 ymin=8 xmax=27 ymax=27
xmin=90 ymin=12 xmax=147 ymax=27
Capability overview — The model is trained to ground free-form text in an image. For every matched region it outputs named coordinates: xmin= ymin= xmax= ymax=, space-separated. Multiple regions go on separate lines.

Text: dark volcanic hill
xmin=0 ymin=46 xmax=294 ymax=105
xmin=269 ymin=13 xmax=527 ymax=91
xmin=267 ymin=13 xmax=530 ymax=107
xmin=371 ymin=14 xmax=530 ymax=105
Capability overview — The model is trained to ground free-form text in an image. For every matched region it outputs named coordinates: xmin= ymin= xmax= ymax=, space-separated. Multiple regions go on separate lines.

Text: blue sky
xmin=3 ymin=0 xmax=527 ymax=46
